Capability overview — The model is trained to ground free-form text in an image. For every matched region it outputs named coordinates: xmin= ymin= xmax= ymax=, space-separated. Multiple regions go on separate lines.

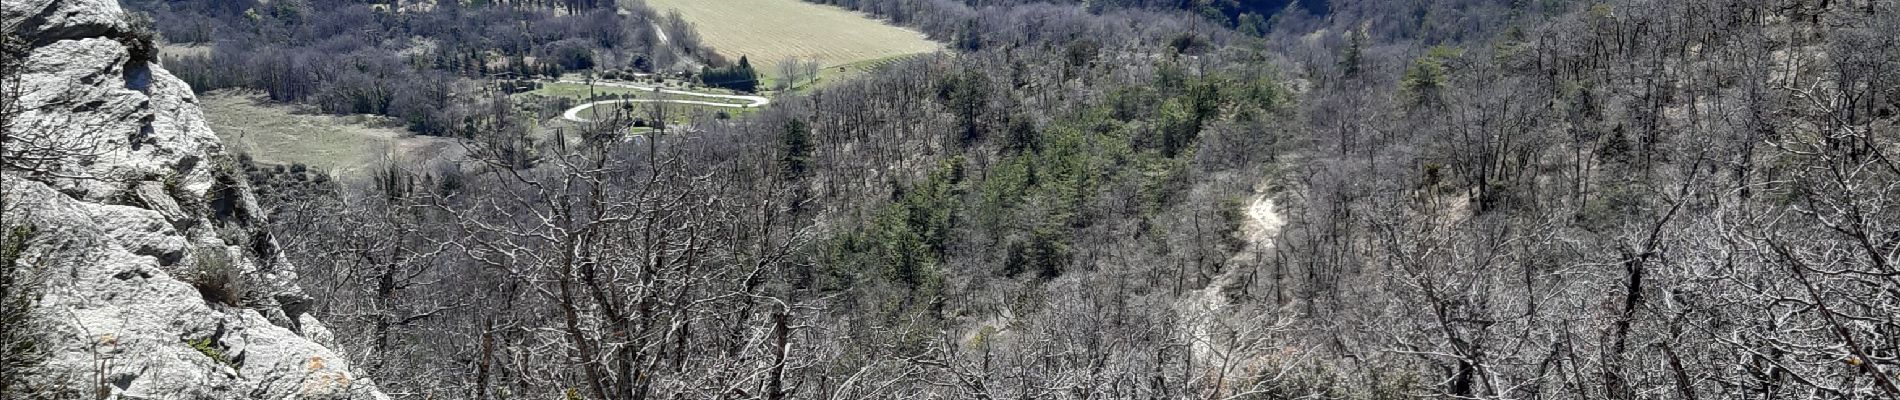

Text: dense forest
xmin=247 ymin=0 xmax=1900 ymax=397
xmin=6 ymin=0 xmax=1898 ymax=398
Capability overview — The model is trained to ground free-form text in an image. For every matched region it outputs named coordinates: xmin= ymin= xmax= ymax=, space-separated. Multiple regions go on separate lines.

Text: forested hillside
xmin=6 ymin=0 xmax=1897 ymax=398
xmin=1268 ymin=0 xmax=1899 ymax=397
xmin=259 ymin=0 xmax=1899 ymax=397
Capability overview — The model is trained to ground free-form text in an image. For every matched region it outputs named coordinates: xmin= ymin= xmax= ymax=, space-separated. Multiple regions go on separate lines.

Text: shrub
xmin=1166 ymin=33 xmax=1208 ymax=55
xmin=701 ymin=56 xmax=759 ymax=93
xmin=189 ymin=248 xmax=245 ymax=306
xmin=109 ymin=180 xmax=149 ymax=208
xmin=1003 ymin=226 xmax=1070 ymax=280
xmin=116 ymin=11 xmax=159 ymax=64
xmin=1 ymin=223 xmax=48 ymax=396
xmin=184 ymin=337 xmax=232 ymax=367
xmin=547 ymin=40 xmax=596 ymax=72
xmin=1217 ymin=196 xmax=1248 ymax=251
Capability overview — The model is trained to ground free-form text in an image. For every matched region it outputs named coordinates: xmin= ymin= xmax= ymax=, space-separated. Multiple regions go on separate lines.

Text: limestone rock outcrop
xmin=3 ymin=0 xmax=386 ymax=398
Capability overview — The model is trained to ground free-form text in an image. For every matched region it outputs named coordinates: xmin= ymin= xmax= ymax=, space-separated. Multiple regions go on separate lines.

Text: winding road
xmin=558 ymin=79 xmax=770 ymax=123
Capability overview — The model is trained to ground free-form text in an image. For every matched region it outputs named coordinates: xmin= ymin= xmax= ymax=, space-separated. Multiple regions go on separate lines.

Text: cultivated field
xmin=200 ymin=91 xmax=460 ymax=178
xmin=813 ymin=52 xmax=927 ymax=87
xmin=641 ymin=0 xmax=940 ymax=79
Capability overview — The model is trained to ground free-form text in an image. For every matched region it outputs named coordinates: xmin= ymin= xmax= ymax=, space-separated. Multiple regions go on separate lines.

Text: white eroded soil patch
xmin=1181 ymin=179 xmax=1287 ymax=384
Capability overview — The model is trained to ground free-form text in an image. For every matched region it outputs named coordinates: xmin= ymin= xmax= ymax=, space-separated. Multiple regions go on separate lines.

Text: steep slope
xmin=3 ymin=0 xmax=385 ymax=398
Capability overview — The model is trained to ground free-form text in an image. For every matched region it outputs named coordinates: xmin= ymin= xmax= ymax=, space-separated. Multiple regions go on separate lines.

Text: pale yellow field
xmin=200 ymin=91 xmax=461 ymax=179
xmin=641 ymin=0 xmax=940 ymax=77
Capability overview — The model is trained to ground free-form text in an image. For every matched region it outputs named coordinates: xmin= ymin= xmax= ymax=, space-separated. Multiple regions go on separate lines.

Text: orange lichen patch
xmin=306 ymin=355 xmax=326 ymax=371
xmin=298 ymin=371 xmax=352 ymax=397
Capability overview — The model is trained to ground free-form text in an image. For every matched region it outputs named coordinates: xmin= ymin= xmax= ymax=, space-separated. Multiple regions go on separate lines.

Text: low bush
xmin=1 ymin=223 xmax=48 ymax=396
xmin=184 ymin=337 xmax=232 ymax=367
xmin=116 ymin=11 xmax=158 ymax=64
xmin=188 ymin=248 xmax=245 ymax=306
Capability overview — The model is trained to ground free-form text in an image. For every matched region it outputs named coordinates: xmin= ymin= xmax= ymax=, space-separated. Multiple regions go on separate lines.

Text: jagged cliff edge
xmin=3 ymin=0 xmax=385 ymax=398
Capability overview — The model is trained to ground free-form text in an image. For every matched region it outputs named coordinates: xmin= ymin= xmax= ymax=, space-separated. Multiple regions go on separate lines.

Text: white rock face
xmin=3 ymin=0 xmax=387 ymax=398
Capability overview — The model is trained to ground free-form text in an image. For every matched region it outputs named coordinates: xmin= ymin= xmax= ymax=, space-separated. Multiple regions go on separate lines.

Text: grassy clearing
xmin=517 ymin=81 xmax=756 ymax=126
xmin=159 ymin=44 xmax=210 ymax=60
xmin=200 ymin=91 xmax=460 ymax=179
xmin=572 ymin=101 xmax=753 ymax=125
xmin=525 ymin=81 xmax=652 ymax=99
xmin=525 ymin=81 xmax=753 ymax=105
xmin=640 ymin=0 xmax=940 ymax=78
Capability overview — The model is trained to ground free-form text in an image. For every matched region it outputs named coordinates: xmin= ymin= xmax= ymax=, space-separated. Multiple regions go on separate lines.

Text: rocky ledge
xmin=3 ymin=0 xmax=384 ymax=398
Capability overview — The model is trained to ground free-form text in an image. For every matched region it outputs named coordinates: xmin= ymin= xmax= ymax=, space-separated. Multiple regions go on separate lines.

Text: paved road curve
xmin=558 ymin=80 xmax=770 ymax=123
